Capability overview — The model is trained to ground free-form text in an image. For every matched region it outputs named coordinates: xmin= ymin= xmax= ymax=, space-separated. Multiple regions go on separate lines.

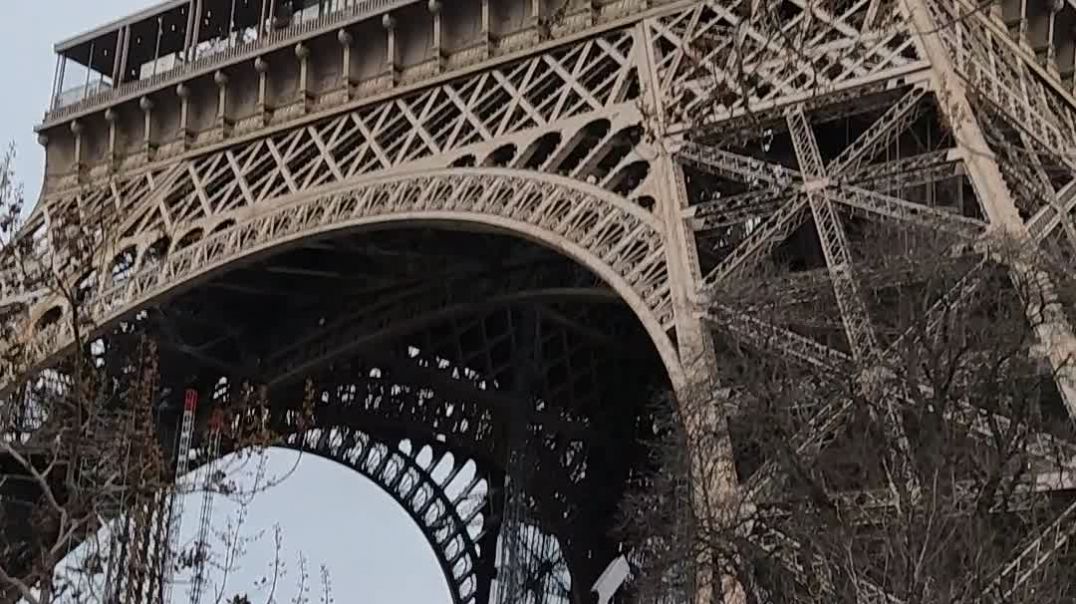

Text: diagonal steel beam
xmin=265 ymin=287 xmax=617 ymax=388
xmin=687 ymin=187 xmax=793 ymax=231
xmin=1027 ymin=181 xmax=1076 ymax=250
xmin=702 ymin=195 xmax=809 ymax=286
xmin=702 ymin=305 xmax=854 ymax=377
xmin=830 ymin=185 xmax=987 ymax=238
xmin=676 ymin=142 xmax=800 ymax=185
xmin=981 ymin=498 xmax=1076 ymax=601
xmin=788 ymin=107 xmax=880 ymax=361
xmin=828 ymin=85 xmax=928 ymax=175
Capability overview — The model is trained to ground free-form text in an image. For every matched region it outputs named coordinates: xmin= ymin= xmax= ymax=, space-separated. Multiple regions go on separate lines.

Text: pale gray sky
xmin=0 ymin=3 xmax=452 ymax=602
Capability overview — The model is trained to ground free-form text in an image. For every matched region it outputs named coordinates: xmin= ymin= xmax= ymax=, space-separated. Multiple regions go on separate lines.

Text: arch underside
xmin=2 ymin=21 xmax=680 ymax=602
xmin=14 ymin=167 xmax=679 ymax=392
xmin=11 ymin=20 xmax=680 ymax=386
xmin=279 ymin=427 xmax=492 ymax=604
xmin=146 ymin=228 xmax=671 ymax=604
xmin=2 ymin=40 xmax=683 ymax=597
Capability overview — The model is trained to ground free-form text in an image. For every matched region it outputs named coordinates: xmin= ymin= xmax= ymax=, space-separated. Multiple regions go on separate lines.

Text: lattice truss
xmin=258 ymin=294 xmax=661 ymax=604
xmin=924 ymin=0 xmax=1076 ymax=251
xmin=653 ymin=0 xmax=1076 ymax=601
xmin=647 ymin=0 xmax=925 ymax=125
xmin=2 ymin=22 xmax=693 ymax=374
xmin=110 ymin=225 xmax=662 ymax=603
xmin=30 ymin=26 xmax=644 ymax=251
xmin=6 ymin=166 xmax=672 ymax=387
xmin=123 ymin=302 xmax=631 ymax=604
xmin=283 ymin=427 xmax=494 ymax=604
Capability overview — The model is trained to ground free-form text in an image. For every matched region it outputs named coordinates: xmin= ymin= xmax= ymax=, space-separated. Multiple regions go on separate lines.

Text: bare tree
xmin=619 ymin=223 xmax=1076 ymax=603
xmin=0 ymin=140 xmax=160 ymax=603
xmin=613 ymin=1 xmax=1076 ymax=601
xmin=0 ymin=146 xmax=321 ymax=604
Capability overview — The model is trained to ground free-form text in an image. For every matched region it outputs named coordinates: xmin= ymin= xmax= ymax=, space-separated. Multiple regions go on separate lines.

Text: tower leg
xmin=903 ymin=0 xmax=1076 ymax=415
xmin=634 ymin=14 xmax=746 ymax=602
xmin=657 ymin=149 xmax=744 ymax=603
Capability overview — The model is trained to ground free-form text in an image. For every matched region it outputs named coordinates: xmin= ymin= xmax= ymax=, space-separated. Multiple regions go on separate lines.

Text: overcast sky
xmin=0 ymin=3 xmax=452 ymax=603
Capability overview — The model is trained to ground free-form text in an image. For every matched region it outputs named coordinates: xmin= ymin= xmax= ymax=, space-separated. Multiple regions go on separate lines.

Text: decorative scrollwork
xmin=2 ymin=169 xmax=673 ymax=392
xmin=282 ymin=426 xmax=492 ymax=604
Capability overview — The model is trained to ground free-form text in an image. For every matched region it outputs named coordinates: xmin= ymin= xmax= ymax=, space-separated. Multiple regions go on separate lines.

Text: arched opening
xmin=584 ymin=126 xmax=645 ymax=189
xmin=170 ymin=447 xmax=455 ymax=604
xmin=518 ymin=132 xmax=563 ymax=170
xmin=608 ymin=160 xmax=651 ymax=198
xmin=211 ymin=219 xmax=236 ymax=234
xmin=635 ymin=195 xmax=657 ymax=212
xmin=142 ymin=224 xmax=674 ymax=603
xmin=451 ymin=154 xmax=477 ymax=168
xmin=36 ymin=306 xmax=64 ymax=331
xmin=483 ymin=144 xmax=518 ymax=167
xmin=49 ymin=446 xmax=457 ymax=604
xmin=174 ymin=228 xmax=204 ymax=252
xmin=553 ymin=119 xmax=611 ymax=176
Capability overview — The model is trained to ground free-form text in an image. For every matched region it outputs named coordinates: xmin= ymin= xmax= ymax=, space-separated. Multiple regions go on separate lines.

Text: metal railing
xmin=44 ymin=0 xmax=418 ymax=123
xmin=53 ymin=80 xmax=114 ymax=110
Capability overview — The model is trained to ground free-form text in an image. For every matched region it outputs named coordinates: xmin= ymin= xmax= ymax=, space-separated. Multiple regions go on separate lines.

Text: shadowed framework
xmin=145 ymin=227 xmax=673 ymax=604
xmin=5 ymin=0 xmax=1076 ymax=602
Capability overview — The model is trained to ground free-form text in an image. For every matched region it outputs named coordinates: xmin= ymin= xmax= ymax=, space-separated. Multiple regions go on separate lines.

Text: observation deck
xmin=30 ymin=0 xmax=1076 ymax=224
xmin=34 ymin=0 xmax=669 ymax=199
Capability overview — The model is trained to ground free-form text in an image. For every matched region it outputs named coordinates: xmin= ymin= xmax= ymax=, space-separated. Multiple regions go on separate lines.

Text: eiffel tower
xmin=1 ymin=0 xmax=1075 ymax=602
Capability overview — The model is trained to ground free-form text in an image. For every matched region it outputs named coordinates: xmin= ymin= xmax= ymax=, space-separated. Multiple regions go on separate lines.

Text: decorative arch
xmin=19 ymin=168 xmax=681 ymax=389
xmin=278 ymin=426 xmax=494 ymax=604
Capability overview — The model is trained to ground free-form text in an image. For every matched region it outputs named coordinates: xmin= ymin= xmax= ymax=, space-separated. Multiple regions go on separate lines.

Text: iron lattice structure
xmin=0 ymin=0 xmax=1075 ymax=602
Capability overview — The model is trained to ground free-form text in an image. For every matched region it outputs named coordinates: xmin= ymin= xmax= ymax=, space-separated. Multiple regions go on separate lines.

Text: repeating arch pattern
xmin=281 ymin=426 xmax=492 ymax=604
xmin=35 ymin=27 xmax=641 ymax=248
xmin=9 ymin=169 xmax=676 ymax=389
xmin=269 ymin=298 xmax=640 ymax=601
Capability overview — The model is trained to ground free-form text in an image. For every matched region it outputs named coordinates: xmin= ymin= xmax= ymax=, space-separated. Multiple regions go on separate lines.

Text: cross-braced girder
xmin=3 ymin=168 xmax=678 ymax=392
xmin=263 ymin=296 xmax=666 ymax=600
xmin=7 ymin=1 xmax=1076 ymax=601
xmin=659 ymin=0 xmax=1076 ymax=600
xmin=123 ymin=225 xmax=670 ymax=602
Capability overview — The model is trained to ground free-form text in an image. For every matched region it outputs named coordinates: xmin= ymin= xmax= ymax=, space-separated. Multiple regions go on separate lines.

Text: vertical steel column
xmin=259 ymin=0 xmax=270 ymax=34
xmin=189 ymin=0 xmax=203 ymax=61
xmin=83 ymin=42 xmax=95 ymax=100
xmin=50 ymin=55 xmax=63 ymax=109
xmin=228 ymin=0 xmax=238 ymax=47
xmin=111 ymin=29 xmax=126 ymax=84
xmin=902 ymin=0 xmax=1076 ymax=415
xmin=117 ymin=25 xmax=131 ymax=84
xmin=183 ymin=0 xmax=196 ymax=57
xmin=151 ymin=17 xmax=164 ymax=77
xmin=112 ymin=28 xmax=126 ymax=82
xmin=635 ymin=17 xmax=746 ymax=604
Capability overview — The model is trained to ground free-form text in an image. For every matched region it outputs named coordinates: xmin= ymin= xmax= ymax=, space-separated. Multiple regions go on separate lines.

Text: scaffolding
xmin=494 ymin=312 xmax=571 ymax=604
xmin=96 ymin=345 xmax=172 ymax=604
xmin=160 ymin=389 xmax=199 ymax=604
xmin=188 ymin=409 xmax=223 ymax=604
